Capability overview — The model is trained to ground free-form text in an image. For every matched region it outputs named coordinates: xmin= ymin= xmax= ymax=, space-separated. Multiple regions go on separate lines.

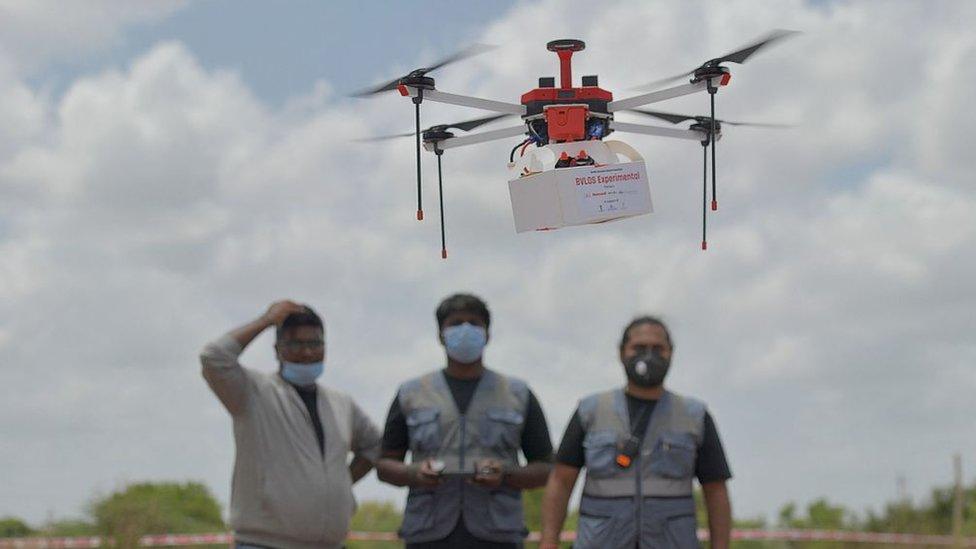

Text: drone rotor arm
xmin=435 ymin=125 xmax=528 ymax=151
xmin=608 ymin=121 xmax=710 ymax=142
xmin=399 ymin=86 xmax=526 ymax=116
xmin=608 ymin=79 xmax=716 ymax=113
xmin=628 ymin=109 xmax=698 ymax=125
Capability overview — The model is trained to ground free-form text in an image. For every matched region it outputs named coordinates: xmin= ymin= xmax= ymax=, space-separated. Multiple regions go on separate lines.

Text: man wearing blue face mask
xmin=376 ymin=293 xmax=554 ymax=548
xmin=200 ymin=300 xmax=381 ymax=549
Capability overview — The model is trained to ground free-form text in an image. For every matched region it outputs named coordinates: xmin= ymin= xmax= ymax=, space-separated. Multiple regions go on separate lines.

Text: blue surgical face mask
xmin=442 ymin=323 xmax=488 ymax=364
xmin=281 ymin=361 xmax=324 ymax=386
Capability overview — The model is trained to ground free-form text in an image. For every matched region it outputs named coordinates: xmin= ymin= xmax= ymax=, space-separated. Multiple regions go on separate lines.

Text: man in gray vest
xmin=540 ymin=316 xmax=732 ymax=549
xmin=376 ymin=293 xmax=554 ymax=548
xmin=200 ymin=300 xmax=382 ymax=549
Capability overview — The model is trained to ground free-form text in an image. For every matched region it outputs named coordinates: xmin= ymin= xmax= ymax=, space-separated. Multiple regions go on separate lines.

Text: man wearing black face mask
xmin=540 ymin=316 xmax=732 ymax=549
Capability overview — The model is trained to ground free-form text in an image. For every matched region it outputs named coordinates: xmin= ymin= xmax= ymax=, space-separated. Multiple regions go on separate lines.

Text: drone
xmin=356 ymin=31 xmax=797 ymax=258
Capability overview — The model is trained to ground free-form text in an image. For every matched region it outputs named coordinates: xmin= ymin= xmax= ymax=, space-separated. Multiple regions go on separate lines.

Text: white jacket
xmin=201 ymin=334 xmax=380 ymax=549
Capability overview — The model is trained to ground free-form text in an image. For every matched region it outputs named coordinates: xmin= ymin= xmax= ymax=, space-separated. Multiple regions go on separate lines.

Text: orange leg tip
xmin=711 ymin=200 xmax=718 ymax=211
xmin=416 ymin=210 xmax=424 ymax=221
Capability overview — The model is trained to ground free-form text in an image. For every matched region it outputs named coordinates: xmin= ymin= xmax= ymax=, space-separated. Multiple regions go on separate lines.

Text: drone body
xmin=356 ymin=32 xmax=796 ymax=257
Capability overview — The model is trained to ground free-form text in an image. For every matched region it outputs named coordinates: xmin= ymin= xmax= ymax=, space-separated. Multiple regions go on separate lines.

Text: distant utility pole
xmin=896 ymin=474 xmax=908 ymax=502
xmin=953 ymin=453 xmax=963 ymax=548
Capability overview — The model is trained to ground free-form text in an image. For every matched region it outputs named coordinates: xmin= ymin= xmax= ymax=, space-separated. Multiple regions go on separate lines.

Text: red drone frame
xmin=356 ymin=31 xmax=797 ymax=257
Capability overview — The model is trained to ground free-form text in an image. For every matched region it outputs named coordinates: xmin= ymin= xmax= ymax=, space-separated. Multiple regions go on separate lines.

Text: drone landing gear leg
xmin=708 ymin=82 xmax=719 ymax=212
xmin=413 ymin=93 xmax=424 ymax=221
xmin=701 ymin=139 xmax=709 ymax=251
xmin=435 ymin=149 xmax=447 ymax=259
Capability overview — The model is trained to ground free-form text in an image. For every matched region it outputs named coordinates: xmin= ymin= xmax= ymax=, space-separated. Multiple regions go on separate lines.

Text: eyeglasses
xmin=279 ymin=340 xmax=325 ymax=351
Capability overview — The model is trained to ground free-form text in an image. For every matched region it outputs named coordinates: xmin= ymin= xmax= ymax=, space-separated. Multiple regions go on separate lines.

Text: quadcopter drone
xmin=356 ymin=31 xmax=796 ymax=257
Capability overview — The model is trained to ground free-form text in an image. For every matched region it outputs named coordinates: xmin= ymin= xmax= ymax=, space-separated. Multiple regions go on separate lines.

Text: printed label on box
xmin=574 ymin=165 xmax=647 ymax=217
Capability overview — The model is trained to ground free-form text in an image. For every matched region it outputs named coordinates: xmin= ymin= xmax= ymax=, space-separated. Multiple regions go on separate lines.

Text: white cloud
xmin=0 ymin=0 xmax=187 ymax=74
xmin=1 ymin=0 xmax=975 ymax=526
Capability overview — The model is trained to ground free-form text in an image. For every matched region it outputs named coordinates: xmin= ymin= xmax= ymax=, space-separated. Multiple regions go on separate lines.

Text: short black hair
xmin=276 ymin=305 xmax=324 ymax=340
xmin=619 ymin=315 xmax=674 ymax=351
xmin=435 ymin=293 xmax=491 ymax=329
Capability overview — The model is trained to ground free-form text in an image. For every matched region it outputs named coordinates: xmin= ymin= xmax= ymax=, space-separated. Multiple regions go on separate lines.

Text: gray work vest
xmin=575 ymin=389 xmax=706 ymax=549
xmin=397 ymin=369 xmax=530 ymax=544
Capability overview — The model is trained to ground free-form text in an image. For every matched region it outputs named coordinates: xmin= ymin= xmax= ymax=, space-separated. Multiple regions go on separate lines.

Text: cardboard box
xmin=508 ymin=161 xmax=653 ymax=233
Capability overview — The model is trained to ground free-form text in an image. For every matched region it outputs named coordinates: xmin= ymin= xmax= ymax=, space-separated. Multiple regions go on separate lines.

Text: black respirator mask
xmin=624 ymin=349 xmax=671 ymax=387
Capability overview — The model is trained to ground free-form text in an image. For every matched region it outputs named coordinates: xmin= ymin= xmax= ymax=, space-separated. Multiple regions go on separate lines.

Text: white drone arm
xmin=401 ymin=86 xmax=527 ymax=116
xmin=430 ymin=125 xmax=529 ymax=151
xmin=607 ymin=78 xmax=723 ymax=112
xmin=609 ymin=121 xmax=716 ymax=142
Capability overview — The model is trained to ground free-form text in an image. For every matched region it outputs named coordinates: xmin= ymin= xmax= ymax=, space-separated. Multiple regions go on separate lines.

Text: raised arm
xmin=200 ymin=300 xmax=305 ymax=415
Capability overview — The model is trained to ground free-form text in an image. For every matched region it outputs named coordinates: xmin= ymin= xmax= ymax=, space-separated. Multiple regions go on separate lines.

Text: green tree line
xmin=2 ymin=480 xmax=974 ymax=548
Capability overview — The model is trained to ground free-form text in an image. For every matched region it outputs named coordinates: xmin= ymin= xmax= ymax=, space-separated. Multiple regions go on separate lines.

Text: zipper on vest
xmin=634 ymin=431 xmax=645 ymax=547
xmin=459 ymin=413 xmax=466 ymax=470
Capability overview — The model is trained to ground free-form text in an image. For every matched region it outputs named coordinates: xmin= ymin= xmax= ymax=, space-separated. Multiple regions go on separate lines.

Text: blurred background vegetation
xmin=2 ymin=479 xmax=974 ymax=548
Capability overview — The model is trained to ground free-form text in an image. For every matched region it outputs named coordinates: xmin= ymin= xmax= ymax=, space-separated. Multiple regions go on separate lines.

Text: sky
xmin=1 ymin=0 xmax=975 ymax=527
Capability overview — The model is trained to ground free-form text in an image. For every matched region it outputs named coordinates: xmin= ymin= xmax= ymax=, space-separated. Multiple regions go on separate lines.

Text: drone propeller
xmin=359 ymin=113 xmax=510 ymax=260
xmin=629 ymin=31 xmax=797 ymax=250
xmin=633 ymin=30 xmax=799 ymax=91
xmin=351 ymin=44 xmax=496 ymax=223
xmin=629 ymin=109 xmax=793 ymax=128
xmin=349 ymin=44 xmax=496 ymax=97
xmin=358 ymin=114 xmax=511 ymax=142
xmin=630 ymin=108 xmax=790 ymax=251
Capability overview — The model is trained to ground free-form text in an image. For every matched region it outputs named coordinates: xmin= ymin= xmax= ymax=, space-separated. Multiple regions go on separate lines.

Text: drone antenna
xmin=413 ymin=94 xmax=424 ymax=221
xmin=435 ymin=147 xmax=448 ymax=259
xmin=547 ymin=40 xmax=585 ymax=89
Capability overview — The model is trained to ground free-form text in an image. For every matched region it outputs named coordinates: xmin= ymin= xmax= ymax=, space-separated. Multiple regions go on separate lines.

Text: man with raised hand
xmin=200 ymin=300 xmax=381 ymax=549
xmin=540 ymin=316 xmax=732 ymax=549
xmin=376 ymin=293 xmax=554 ymax=548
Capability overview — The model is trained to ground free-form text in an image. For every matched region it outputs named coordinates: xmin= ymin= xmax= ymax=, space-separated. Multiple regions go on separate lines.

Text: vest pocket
xmin=480 ymin=408 xmax=523 ymax=452
xmin=575 ymin=510 xmax=617 ymax=548
xmin=649 ymin=431 xmax=696 ymax=479
xmin=664 ymin=513 xmax=700 ymax=548
xmin=406 ymin=408 xmax=441 ymax=453
xmin=399 ymin=490 xmax=436 ymax=538
xmin=487 ymin=489 xmax=525 ymax=533
xmin=582 ymin=430 xmax=619 ymax=478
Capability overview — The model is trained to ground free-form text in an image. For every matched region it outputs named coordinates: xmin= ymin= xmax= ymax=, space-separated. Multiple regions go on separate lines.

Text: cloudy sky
xmin=1 ymin=0 xmax=974 ymax=526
